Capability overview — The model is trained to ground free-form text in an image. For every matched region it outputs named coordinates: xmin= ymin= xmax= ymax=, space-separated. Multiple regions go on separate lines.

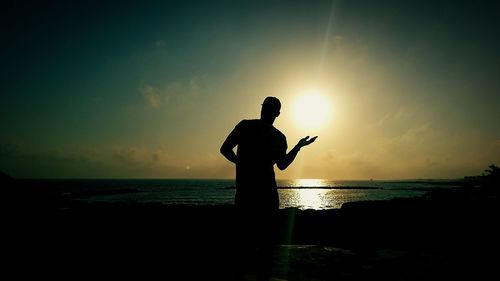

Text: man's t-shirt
xmin=229 ymin=119 xmax=287 ymax=190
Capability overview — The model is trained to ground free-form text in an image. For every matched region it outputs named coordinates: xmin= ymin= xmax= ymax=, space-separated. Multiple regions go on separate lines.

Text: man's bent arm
xmin=276 ymin=145 xmax=301 ymax=170
xmin=220 ymin=129 xmax=239 ymax=164
xmin=220 ymin=143 xmax=237 ymax=164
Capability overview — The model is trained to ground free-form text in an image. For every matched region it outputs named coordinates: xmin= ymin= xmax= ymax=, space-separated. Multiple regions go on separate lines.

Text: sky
xmin=1 ymin=0 xmax=499 ymax=179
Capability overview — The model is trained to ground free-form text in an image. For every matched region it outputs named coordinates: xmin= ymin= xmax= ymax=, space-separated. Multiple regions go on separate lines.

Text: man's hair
xmin=262 ymin=96 xmax=281 ymax=117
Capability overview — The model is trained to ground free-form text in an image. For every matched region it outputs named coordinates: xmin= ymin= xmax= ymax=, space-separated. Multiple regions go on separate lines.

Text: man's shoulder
xmin=243 ymin=119 xmax=260 ymax=124
xmin=237 ymin=119 xmax=259 ymax=127
xmin=237 ymin=119 xmax=285 ymax=139
xmin=272 ymin=127 xmax=286 ymax=140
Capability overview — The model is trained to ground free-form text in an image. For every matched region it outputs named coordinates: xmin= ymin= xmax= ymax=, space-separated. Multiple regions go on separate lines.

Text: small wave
xmin=278 ymin=186 xmax=381 ymax=190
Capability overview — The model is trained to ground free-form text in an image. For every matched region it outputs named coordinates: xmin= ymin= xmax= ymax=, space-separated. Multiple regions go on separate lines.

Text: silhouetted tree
xmin=483 ymin=164 xmax=499 ymax=177
xmin=482 ymin=164 xmax=500 ymax=190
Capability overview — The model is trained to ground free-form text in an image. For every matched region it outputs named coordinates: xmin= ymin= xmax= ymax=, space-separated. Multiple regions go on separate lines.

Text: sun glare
xmin=293 ymin=91 xmax=331 ymax=130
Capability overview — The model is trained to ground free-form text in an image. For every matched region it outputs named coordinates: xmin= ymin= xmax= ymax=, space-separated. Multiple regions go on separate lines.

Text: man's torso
xmin=235 ymin=119 xmax=287 ymax=189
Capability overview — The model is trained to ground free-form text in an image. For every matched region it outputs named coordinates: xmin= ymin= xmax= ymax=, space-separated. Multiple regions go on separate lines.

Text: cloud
xmin=155 ymin=40 xmax=167 ymax=48
xmin=333 ymin=35 xmax=343 ymax=45
xmin=138 ymin=75 xmax=204 ymax=109
xmin=0 ymin=143 xmax=189 ymax=178
xmin=164 ymin=75 xmax=205 ymax=99
xmin=317 ymin=122 xmax=500 ymax=179
xmin=189 ymin=76 xmax=201 ymax=91
xmin=139 ymin=84 xmax=163 ymax=108
xmin=0 ymin=141 xmax=24 ymax=158
xmin=111 ymin=145 xmax=173 ymax=167
xmin=388 ymin=123 xmax=431 ymax=147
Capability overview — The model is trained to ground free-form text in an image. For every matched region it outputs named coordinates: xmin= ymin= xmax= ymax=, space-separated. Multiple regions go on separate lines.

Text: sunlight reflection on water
xmin=279 ymin=189 xmax=333 ymax=209
xmin=277 ymin=178 xmax=411 ymax=210
xmin=278 ymin=179 xmax=336 ymax=210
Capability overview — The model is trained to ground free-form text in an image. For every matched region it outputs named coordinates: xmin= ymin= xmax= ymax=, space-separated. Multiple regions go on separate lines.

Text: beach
xmin=3 ymin=176 xmax=499 ymax=280
xmin=3 ymin=1 xmax=499 ymax=280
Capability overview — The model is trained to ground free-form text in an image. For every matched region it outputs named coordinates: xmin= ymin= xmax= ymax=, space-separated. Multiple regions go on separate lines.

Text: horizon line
xmin=14 ymin=177 xmax=466 ymax=182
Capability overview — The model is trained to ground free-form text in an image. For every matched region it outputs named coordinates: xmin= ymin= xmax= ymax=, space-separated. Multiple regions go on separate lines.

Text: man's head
xmin=261 ymin=96 xmax=281 ymax=122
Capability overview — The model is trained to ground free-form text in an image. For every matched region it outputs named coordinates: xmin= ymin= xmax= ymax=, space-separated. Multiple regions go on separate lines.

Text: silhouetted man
xmin=220 ymin=96 xmax=317 ymax=280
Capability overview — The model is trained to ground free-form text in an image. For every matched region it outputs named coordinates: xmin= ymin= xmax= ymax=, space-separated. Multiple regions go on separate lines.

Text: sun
xmin=293 ymin=91 xmax=331 ymax=130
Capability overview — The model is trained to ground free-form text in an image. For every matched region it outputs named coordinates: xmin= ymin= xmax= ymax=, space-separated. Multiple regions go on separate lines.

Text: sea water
xmin=28 ymin=178 xmax=460 ymax=210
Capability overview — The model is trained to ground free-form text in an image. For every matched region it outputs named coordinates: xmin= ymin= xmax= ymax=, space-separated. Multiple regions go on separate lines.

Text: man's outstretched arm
xmin=276 ymin=136 xmax=317 ymax=170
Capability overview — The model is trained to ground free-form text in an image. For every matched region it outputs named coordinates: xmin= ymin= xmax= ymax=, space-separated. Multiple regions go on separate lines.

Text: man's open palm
xmin=297 ymin=136 xmax=317 ymax=148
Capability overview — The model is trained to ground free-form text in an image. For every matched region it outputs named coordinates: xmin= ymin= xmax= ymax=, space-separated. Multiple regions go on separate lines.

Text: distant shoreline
xmin=14 ymin=178 xmax=464 ymax=182
xmin=221 ymin=186 xmax=382 ymax=190
xmin=221 ymin=184 xmax=461 ymax=190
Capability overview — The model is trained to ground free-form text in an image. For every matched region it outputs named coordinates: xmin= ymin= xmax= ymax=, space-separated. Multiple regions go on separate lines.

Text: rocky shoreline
xmin=3 ymin=173 xmax=499 ymax=280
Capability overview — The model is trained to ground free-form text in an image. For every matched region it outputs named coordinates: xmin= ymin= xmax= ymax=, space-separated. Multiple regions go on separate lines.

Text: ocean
xmin=30 ymin=178 xmax=462 ymax=210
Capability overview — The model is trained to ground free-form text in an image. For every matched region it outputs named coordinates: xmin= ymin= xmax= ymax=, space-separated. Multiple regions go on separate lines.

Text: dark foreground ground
xmin=3 ymin=178 xmax=499 ymax=280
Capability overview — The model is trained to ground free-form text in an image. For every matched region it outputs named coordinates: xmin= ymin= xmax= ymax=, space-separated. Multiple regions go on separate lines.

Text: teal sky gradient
xmin=1 ymin=0 xmax=499 ymax=179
